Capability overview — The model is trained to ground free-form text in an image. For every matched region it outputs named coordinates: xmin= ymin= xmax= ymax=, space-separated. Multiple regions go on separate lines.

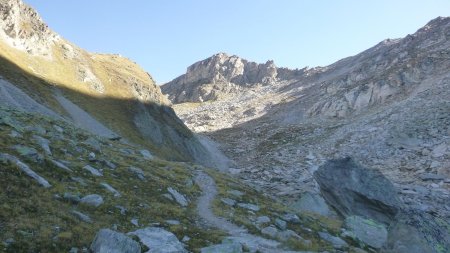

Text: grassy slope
xmin=0 ymin=40 xmax=195 ymax=160
xmin=0 ymin=107 xmax=364 ymax=253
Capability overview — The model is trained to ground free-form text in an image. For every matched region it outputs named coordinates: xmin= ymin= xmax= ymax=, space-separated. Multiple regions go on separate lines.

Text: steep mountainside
xmin=0 ymin=0 xmax=217 ymax=164
xmin=164 ymin=17 xmax=450 ymax=253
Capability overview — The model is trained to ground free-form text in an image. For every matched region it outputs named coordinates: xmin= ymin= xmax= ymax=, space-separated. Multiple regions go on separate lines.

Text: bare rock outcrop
xmin=162 ymin=53 xmax=303 ymax=103
xmin=0 ymin=0 xmax=59 ymax=57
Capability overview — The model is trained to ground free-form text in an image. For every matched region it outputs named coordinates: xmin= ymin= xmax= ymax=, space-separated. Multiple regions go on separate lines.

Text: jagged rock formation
xmin=162 ymin=52 xmax=306 ymax=103
xmin=0 ymin=0 xmax=59 ymax=58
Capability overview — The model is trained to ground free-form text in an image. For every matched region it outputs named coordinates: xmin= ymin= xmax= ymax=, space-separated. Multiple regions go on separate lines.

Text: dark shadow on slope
xmin=0 ymin=54 xmax=212 ymax=163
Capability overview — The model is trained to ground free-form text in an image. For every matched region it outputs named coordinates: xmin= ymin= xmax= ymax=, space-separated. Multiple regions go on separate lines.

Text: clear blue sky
xmin=25 ymin=0 xmax=450 ymax=84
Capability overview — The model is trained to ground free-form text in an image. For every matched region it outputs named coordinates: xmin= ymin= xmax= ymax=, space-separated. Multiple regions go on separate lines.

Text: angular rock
xmin=318 ymin=232 xmax=348 ymax=249
xmin=90 ymin=229 xmax=140 ymax=253
xmin=314 ymin=157 xmax=401 ymax=224
xmin=71 ymin=210 xmax=92 ymax=223
xmin=290 ymin=192 xmax=333 ymax=217
xmin=32 ymin=135 xmax=52 ymax=155
xmin=101 ymin=182 xmax=121 ymax=197
xmin=274 ymin=218 xmax=287 ymax=230
xmin=129 ymin=166 xmax=145 ymax=180
xmin=0 ymin=153 xmax=51 ymax=188
xmin=167 ymin=187 xmax=188 ymax=207
xmin=201 ymin=241 xmax=242 ymax=253
xmin=261 ymin=226 xmax=278 ymax=238
xmin=63 ymin=192 xmax=81 ymax=204
xmin=51 ymin=159 xmax=72 ymax=172
xmin=88 ymin=152 xmax=96 ymax=162
xmin=128 ymin=227 xmax=187 ymax=253
xmin=80 ymin=194 xmax=104 ymax=207
xmin=83 ymin=165 xmax=103 ymax=177
xmin=343 ymin=216 xmax=387 ymax=249
xmin=237 ymin=203 xmax=260 ymax=212
xmin=221 ymin=198 xmax=236 ymax=207
xmin=11 ymin=145 xmax=42 ymax=162
xmin=228 ymin=190 xmax=244 ymax=198
xmin=256 ymin=216 xmax=271 ymax=224
xmin=281 ymin=213 xmax=301 ymax=224
xmin=140 ymin=149 xmax=154 ymax=160
xmin=101 ymin=159 xmax=117 ymax=170
xmin=419 ymin=173 xmax=445 ymax=181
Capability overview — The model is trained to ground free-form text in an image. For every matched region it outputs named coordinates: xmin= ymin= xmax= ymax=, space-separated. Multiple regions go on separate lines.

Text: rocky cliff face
xmin=0 ymin=0 xmax=59 ymax=58
xmin=161 ymin=52 xmax=305 ymax=103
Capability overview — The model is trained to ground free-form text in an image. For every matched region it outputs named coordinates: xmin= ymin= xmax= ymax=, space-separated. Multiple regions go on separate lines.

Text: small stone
xmin=182 ymin=236 xmax=190 ymax=242
xmin=129 ymin=166 xmax=145 ymax=180
xmin=9 ymin=130 xmax=21 ymax=138
xmin=167 ymin=187 xmax=188 ymax=207
xmin=3 ymin=238 xmax=14 ymax=247
xmin=256 ymin=216 xmax=271 ymax=224
xmin=432 ymin=143 xmax=447 ymax=157
xmin=281 ymin=213 xmax=301 ymax=224
xmin=261 ymin=226 xmax=278 ymax=238
xmin=0 ymin=153 xmax=51 ymax=188
xmin=71 ymin=210 xmax=92 ymax=223
xmin=140 ymin=149 xmax=153 ymax=160
xmin=32 ymin=135 xmax=52 ymax=156
xmin=237 ymin=203 xmax=260 ymax=212
xmin=165 ymin=220 xmax=180 ymax=225
xmin=101 ymin=160 xmax=117 ymax=169
xmin=69 ymin=247 xmax=78 ymax=253
xmin=64 ymin=192 xmax=81 ymax=204
xmin=51 ymin=159 xmax=72 ymax=172
xmin=318 ymin=232 xmax=348 ymax=249
xmin=71 ymin=177 xmax=87 ymax=186
xmin=83 ymin=137 xmax=102 ymax=152
xmin=101 ymin=182 xmax=121 ymax=197
xmin=275 ymin=218 xmax=287 ymax=230
xmin=53 ymin=125 xmax=64 ymax=133
xmin=162 ymin=193 xmax=174 ymax=201
xmin=228 ymin=190 xmax=244 ymax=198
xmin=115 ymin=205 xmax=127 ymax=215
xmin=11 ymin=145 xmax=42 ymax=162
xmin=80 ymin=194 xmax=104 ymax=207
xmin=88 ymin=152 xmax=96 ymax=162
xmin=221 ymin=198 xmax=236 ymax=207
xmin=420 ymin=173 xmax=445 ymax=181
xmin=131 ymin=218 xmax=139 ymax=227
xmin=200 ymin=241 xmax=243 ymax=253
xmin=83 ymin=165 xmax=103 ymax=177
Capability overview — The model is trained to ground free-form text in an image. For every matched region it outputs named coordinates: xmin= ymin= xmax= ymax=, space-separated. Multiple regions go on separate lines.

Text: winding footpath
xmin=194 ymin=170 xmax=284 ymax=253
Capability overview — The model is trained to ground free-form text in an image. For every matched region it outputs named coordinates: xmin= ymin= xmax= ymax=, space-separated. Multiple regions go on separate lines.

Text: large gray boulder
xmin=314 ymin=157 xmax=401 ymax=224
xmin=128 ymin=227 xmax=187 ymax=253
xmin=90 ymin=229 xmax=140 ymax=253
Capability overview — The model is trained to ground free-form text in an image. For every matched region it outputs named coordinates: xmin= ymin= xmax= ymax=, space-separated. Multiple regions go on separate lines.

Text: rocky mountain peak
xmin=0 ymin=0 xmax=59 ymax=58
xmin=162 ymin=53 xmax=306 ymax=103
